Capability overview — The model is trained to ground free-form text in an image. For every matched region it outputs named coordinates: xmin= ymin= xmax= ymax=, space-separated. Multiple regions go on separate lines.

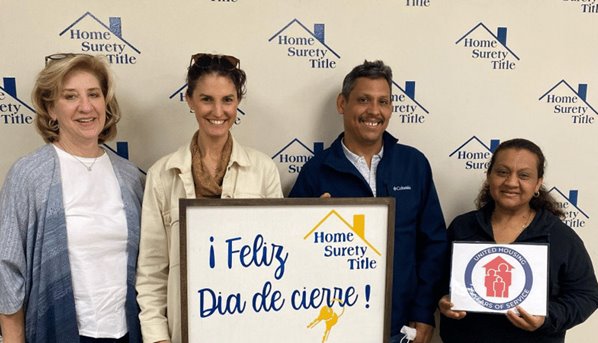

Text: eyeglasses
xmin=189 ymin=53 xmax=240 ymax=70
xmin=44 ymin=53 xmax=91 ymax=65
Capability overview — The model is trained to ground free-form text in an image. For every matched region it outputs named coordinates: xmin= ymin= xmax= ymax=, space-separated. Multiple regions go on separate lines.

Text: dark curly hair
xmin=475 ymin=138 xmax=565 ymax=218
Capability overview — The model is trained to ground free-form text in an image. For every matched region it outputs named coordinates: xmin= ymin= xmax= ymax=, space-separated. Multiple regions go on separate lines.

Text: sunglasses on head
xmin=44 ymin=53 xmax=92 ymax=66
xmin=189 ymin=53 xmax=240 ymax=70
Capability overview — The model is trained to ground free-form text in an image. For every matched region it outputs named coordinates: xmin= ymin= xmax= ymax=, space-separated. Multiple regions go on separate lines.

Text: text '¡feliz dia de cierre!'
xmin=196 ymin=234 xmax=365 ymax=318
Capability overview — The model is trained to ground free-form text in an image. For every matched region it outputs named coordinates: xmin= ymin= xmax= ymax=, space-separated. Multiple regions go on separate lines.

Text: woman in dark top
xmin=438 ymin=138 xmax=598 ymax=343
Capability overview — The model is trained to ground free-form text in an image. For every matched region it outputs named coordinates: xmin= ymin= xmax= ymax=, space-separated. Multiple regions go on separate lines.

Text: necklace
xmin=72 ymin=155 xmax=99 ymax=171
xmin=491 ymin=209 xmax=535 ymax=244
xmin=492 ymin=209 xmax=535 ymax=233
xmin=520 ymin=210 xmax=534 ymax=231
xmin=56 ymin=142 xmax=102 ymax=172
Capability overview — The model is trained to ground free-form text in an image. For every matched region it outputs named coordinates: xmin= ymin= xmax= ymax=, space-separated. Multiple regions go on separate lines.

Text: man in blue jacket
xmin=289 ymin=60 xmax=447 ymax=343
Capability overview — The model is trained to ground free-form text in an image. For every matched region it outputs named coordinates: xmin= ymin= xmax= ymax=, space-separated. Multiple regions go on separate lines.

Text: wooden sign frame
xmin=180 ymin=197 xmax=395 ymax=343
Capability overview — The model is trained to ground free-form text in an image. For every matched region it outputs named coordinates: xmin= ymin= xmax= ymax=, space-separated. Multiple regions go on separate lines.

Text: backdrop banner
xmin=2 ymin=1 xmax=597 ymax=341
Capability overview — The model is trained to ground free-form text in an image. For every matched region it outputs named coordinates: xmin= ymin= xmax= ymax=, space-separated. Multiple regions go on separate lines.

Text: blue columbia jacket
xmin=289 ymin=131 xmax=447 ymax=336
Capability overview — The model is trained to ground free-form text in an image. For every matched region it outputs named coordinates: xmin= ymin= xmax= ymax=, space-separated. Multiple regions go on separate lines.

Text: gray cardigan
xmin=0 ymin=144 xmax=144 ymax=342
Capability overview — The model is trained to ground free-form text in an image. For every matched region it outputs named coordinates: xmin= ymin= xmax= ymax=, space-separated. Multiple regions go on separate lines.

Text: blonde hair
xmin=32 ymin=54 xmax=121 ymax=144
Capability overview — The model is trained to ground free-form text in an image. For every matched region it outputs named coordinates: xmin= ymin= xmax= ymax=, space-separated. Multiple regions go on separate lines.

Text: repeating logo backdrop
xmin=1 ymin=1 xmax=596 ymax=341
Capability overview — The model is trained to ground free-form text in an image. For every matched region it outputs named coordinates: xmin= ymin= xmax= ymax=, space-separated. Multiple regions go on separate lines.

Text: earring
xmin=189 ymin=109 xmax=195 ymax=113
xmin=534 ymin=191 xmax=540 ymax=198
xmin=48 ymin=118 xmax=59 ymax=131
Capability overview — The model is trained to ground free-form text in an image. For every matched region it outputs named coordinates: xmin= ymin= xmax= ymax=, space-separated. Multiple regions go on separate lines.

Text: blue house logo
xmin=102 ymin=141 xmax=146 ymax=174
xmin=539 ymin=80 xmax=596 ymax=125
xmin=455 ymin=23 xmax=519 ymax=70
xmin=59 ymin=12 xmax=140 ymax=65
xmin=0 ymin=77 xmax=36 ymax=126
xmin=392 ymin=80 xmax=429 ymax=124
xmin=103 ymin=141 xmax=131 ymax=159
xmin=168 ymin=83 xmax=247 ymax=125
xmin=272 ymin=138 xmax=324 ymax=174
xmin=268 ymin=19 xmax=340 ymax=69
xmin=547 ymin=187 xmax=589 ymax=228
xmin=449 ymin=136 xmax=500 ymax=170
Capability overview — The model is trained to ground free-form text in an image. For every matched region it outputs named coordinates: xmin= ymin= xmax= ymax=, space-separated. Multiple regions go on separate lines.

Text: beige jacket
xmin=136 ymin=136 xmax=282 ymax=343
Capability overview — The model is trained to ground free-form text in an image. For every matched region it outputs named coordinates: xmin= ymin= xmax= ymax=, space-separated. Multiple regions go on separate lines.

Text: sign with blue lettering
xmin=450 ymin=242 xmax=548 ymax=315
xmin=180 ymin=198 xmax=394 ymax=343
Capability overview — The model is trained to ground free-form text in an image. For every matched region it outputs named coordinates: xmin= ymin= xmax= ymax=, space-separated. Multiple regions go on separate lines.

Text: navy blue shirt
xmin=290 ymin=131 xmax=447 ymax=335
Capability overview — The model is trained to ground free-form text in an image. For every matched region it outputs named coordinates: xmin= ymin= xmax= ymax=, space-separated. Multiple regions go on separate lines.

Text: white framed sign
xmin=450 ymin=242 xmax=549 ymax=315
xmin=180 ymin=198 xmax=395 ymax=343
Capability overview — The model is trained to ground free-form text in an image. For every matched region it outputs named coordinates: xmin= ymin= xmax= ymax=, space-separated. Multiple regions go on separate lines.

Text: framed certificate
xmin=449 ymin=242 xmax=549 ymax=315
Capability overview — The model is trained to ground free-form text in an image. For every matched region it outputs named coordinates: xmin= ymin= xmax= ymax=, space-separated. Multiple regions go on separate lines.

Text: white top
xmin=341 ymin=139 xmax=384 ymax=196
xmin=54 ymin=145 xmax=128 ymax=338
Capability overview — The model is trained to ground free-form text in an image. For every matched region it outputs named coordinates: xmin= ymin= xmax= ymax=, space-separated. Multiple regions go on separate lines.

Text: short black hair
xmin=341 ymin=60 xmax=392 ymax=99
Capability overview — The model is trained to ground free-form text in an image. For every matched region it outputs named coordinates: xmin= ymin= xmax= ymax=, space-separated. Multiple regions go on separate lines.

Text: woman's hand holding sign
xmin=506 ymin=306 xmax=545 ymax=331
xmin=438 ymin=295 xmax=466 ymax=320
xmin=439 ymin=295 xmax=545 ymax=332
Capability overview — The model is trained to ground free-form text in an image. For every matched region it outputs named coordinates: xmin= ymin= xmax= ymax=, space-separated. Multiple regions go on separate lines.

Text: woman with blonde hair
xmin=0 ymin=53 xmax=144 ymax=343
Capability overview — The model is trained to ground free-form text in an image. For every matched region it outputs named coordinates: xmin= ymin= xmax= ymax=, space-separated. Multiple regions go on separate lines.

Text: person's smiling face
xmin=49 ymin=69 xmax=107 ymax=146
xmin=337 ymin=77 xmax=392 ymax=152
xmin=186 ymin=73 xmax=239 ymax=143
xmin=488 ymin=148 xmax=543 ymax=213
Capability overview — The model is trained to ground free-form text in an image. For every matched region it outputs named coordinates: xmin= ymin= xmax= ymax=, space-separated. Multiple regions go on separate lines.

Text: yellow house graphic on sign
xmin=304 ymin=210 xmax=381 ymax=256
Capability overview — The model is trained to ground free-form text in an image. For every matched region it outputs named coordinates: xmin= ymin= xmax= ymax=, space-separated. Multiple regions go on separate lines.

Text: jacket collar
xmin=163 ymin=133 xmax=250 ymax=173
xmin=473 ymin=204 xmax=552 ymax=242
xmin=323 ymin=131 xmax=398 ymax=174
xmin=228 ymin=135 xmax=252 ymax=168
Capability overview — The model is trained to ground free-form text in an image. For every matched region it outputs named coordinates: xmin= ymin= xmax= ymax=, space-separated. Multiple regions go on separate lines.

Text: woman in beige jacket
xmin=135 ymin=53 xmax=283 ymax=343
